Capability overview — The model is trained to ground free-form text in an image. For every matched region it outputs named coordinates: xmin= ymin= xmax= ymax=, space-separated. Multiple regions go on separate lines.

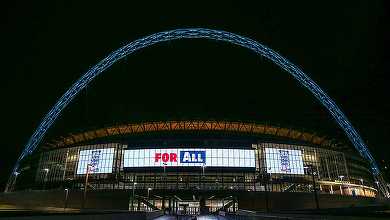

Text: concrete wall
xmin=0 ymin=190 xmax=130 ymax=210
xmin=0 ymin=190 xmax=386 ymax=212
xmin=238 ymin=191 xmax=384 ymax=211
xmin=1 ymin=211 xmax=163 ymax=220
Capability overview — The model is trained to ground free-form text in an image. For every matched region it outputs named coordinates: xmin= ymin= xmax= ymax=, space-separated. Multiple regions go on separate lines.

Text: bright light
xmin=265 ymin=148 xmax=304 ymax=174
xmin=76 ymin=148 xmax=114 ymax=174
xmin=43 ymin=168 xmax=49 ymax=172
xmin=123 ymin=148 xmax=255 ymax=168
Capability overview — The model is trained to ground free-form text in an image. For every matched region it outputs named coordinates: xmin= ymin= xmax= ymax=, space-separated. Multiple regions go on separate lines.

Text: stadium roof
xmin=44 ymin=120 xmax=348 ymax=151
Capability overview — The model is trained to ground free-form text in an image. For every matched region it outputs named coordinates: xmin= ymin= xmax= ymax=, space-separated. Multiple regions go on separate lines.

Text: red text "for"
xmin=155 ymin=153 xmax=177 ymax=162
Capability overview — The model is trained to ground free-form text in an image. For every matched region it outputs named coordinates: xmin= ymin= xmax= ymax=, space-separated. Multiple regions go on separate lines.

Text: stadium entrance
xmin=129 ymin=192 xmax=238 ymax=215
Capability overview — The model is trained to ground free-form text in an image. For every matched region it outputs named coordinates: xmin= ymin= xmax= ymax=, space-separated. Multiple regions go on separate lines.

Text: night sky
xmin=1 ymin=1 xmax=388 ymax=189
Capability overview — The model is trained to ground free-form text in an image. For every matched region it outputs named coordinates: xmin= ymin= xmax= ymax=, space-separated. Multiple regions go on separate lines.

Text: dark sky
xmin=1 ymin=1 xmax=388 ymax=188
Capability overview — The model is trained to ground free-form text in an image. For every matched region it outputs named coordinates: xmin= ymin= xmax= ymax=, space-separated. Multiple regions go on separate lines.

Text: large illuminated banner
xmin=76 ymin=148 xmax=115 ymax=174
xmin=123 ymin=148 xmax=255 ymax=168
xmin=265 ymin=148 xmax=304 ymax=174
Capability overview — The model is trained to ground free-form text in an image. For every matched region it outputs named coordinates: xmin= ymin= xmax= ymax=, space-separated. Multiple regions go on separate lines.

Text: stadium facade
xmin=10 ymin=120 xmax=379 ymax=213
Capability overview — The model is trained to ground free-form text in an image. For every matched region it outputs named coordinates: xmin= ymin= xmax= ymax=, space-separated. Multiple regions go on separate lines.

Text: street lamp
xmin=163 ymin=162 xmax=167 ymax=188
xmin=375 ymin=181 xmax=380 ymax=197
xmin=304 ymin=165 xmax=319 ymax=210
xmin=339 ymin=175 xmax=344 ymax=195
xmin=148 ymin=187 xmax=152 ymax=199
xmin=43 ymin=168 xmax=49 ymax=190
xmin=360 ymin=178 xmax=365 ymax=197
xmin=201 ymin=163 xmax=206 ymax=189
xmin=64 ymin=188 xmax=69 ymax=211
xmin=260 ymin=167 xmax=270 ymax=213
xmin=162 ymin=162 xmax=167 ymax=212
xmin=11 ymin=171 xmax=20 ymax=191
xmin=131 ymin=182 xmax=137 ymax=211
xmin=82 ymin=164 xmax=92 ymax=209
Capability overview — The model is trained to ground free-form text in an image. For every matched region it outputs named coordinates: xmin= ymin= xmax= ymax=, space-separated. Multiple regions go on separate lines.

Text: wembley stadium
xmin=2 ymin=28 xmax=389 ymax=214
xmin=5 ymin=120 xmax=381 ymax=213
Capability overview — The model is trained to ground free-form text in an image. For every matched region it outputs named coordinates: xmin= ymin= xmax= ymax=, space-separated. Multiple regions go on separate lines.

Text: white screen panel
xmin=265 ymin=148 xmax=304 ymax=174
xmin=123 ymin=148 xmax=255 ymax=168
xmin=76 ymin=148 xmax=115 ymax=175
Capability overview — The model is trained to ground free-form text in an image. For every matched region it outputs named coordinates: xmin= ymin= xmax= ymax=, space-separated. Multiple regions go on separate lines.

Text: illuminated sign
xmin=154 ymin=151 xmax=206 ymax=163
xmin=123 ymin=148 xmax=255 ymax=168
xmin=180 ymin=151 xmax=205 ymax=163
xmin=155 ymin=153 xmax=177 ymax=162
xmin=76 ymin=148 xmax=115 ymax=174
xmin=265 ymin=148 xmax=304 ymax=174
xmin=89 ymin=150 xmax=101 ymax=172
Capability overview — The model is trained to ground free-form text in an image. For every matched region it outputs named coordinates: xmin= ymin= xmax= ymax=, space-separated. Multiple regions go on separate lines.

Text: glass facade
xmin=32 ymin=142 xmax=377 ymax=198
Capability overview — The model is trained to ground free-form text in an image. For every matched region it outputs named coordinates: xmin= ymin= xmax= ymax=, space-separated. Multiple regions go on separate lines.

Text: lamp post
xmin=375 ymin=181 xmax=380 ymax=197
xmin=304 ymin=165 xmax=319 ymax=210
xmin=43 ymin=168 xmax=49 ymax=190
xmin=148 ymin=187 xmax=152 ymax=199
xmin=82 ymin=164 xmax=92 ymax=209
xmin=12 ymin=171 xmax=20 ymax=191
xmin=261 ymin=167 xmax=270 ymax=213
xmin=163 ymin=162 xmax=167 ymax=212
xmin=311 ymin=170 xmax=319 ymax=209
xmin=147 ymin=187 xmax=153 ymax=211
xmin=131 ymin=181 xmax=137 ymax=211
xmin=163 ymin=163 xmax=167 ymax=185
xmin=64 ymin=188 xmax=69 ymax=211
xmin=339 ymin=175 xmax=344 ymax=195
xmin=201 ymin=163 xmax=206 ymax=190
xmin=360 ymin=178 xmax=365 ymax=197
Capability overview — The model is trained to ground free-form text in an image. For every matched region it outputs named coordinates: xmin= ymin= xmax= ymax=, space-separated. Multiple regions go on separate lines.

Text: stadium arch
xmin=6 ymin=28 xmax=389 ymax=197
